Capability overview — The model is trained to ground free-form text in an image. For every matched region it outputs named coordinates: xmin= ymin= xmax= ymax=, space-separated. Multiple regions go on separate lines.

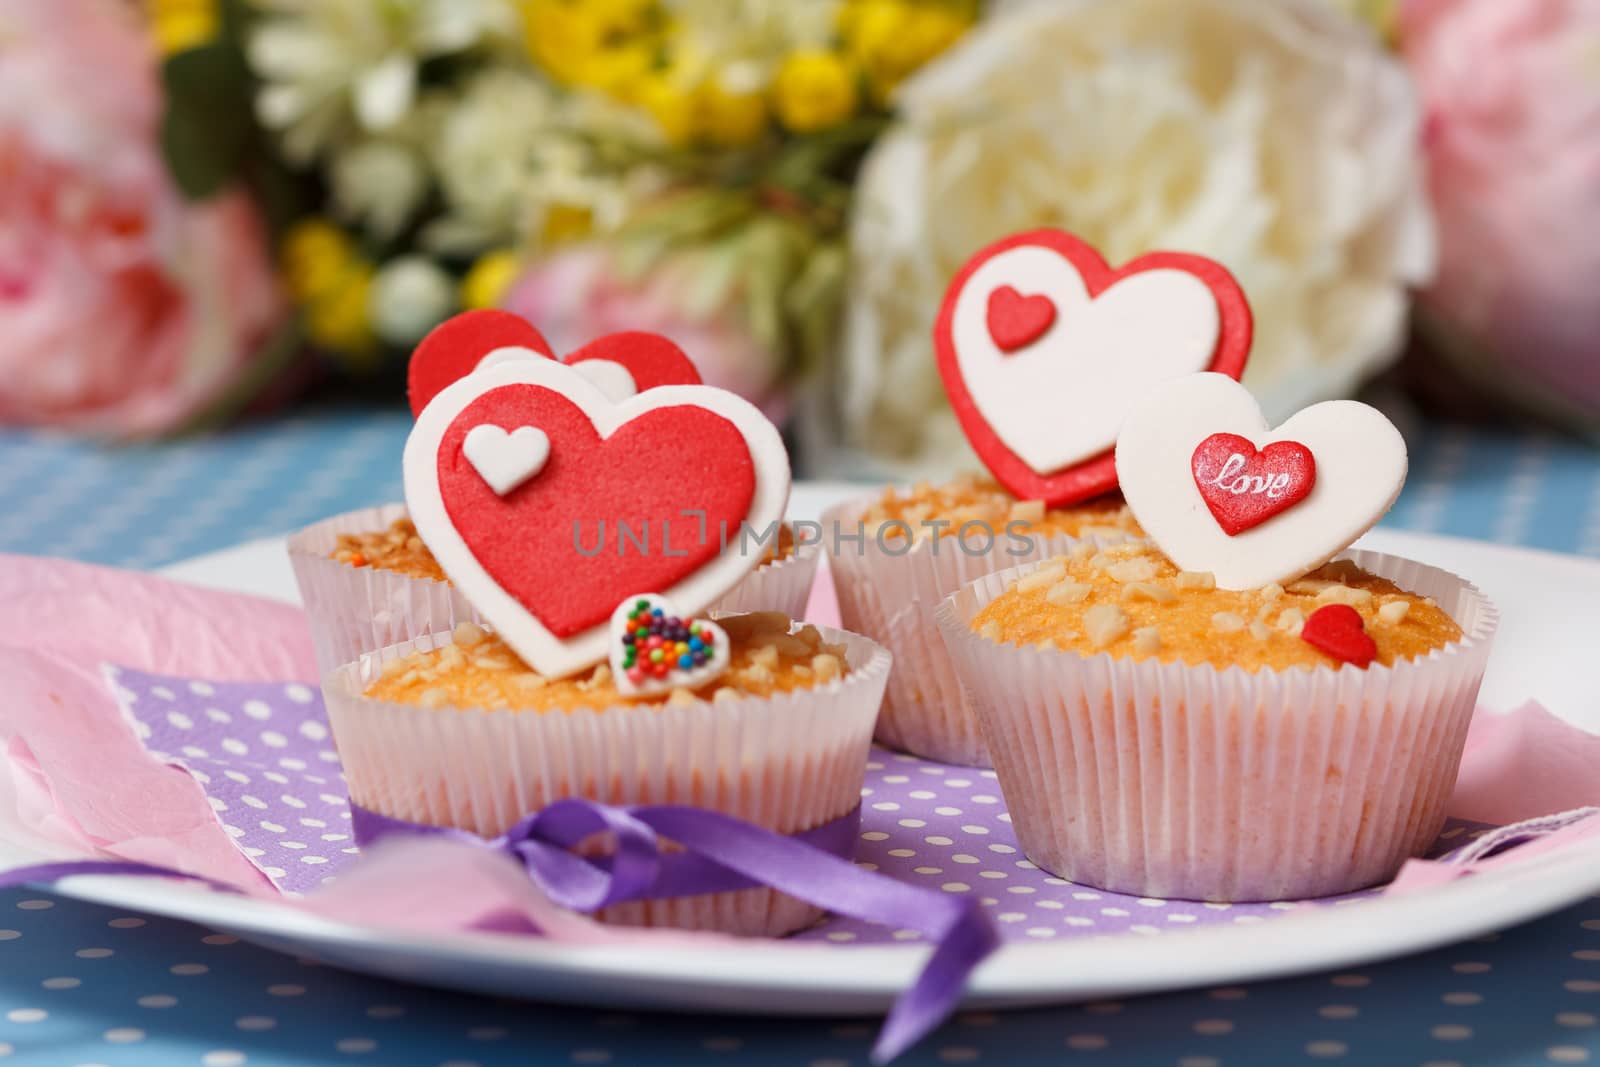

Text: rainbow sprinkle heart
xmin=608 ymin=593 xmax=731 ymax=698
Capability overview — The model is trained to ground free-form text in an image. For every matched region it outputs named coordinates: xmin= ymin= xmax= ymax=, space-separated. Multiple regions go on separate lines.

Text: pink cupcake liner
xmin=822 ymin=495 xmax=1120 ymax=767
xmin=288 ymin=505 xmax=821 ymax=677
xmin=935 ymin=549 xmax=1499 ymax=902
xmin=320 ymin=625 xmax=890 ymax=938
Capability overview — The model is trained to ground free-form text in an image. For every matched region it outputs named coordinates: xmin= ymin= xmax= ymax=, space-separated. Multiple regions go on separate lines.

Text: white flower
xmin=329 ymin=139 xmax=429 ymax=241
xmin=368 ymin=255 xmax=456 ymax=344
xmin=249 ymin=0 xmax=519 ymax=163
xmin=828 ymin=0 xmax=1433 ymax=476
xmin=422 ymin=68 xmax=658 ymax=255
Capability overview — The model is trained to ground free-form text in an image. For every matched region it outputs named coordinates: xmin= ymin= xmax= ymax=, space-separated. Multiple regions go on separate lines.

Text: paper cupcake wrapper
xmin=934 ymin=548 xmax=1499 ymax=902
xmin=822 ymin=495 xmax=1121 ymax=767
xmin=288 ymin=505 xmax=821 ymax=677
xmin=320 ymin=624 xmax=891 ymax=937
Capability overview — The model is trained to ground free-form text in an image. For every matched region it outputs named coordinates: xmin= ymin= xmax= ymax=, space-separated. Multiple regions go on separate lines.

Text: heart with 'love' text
xmin=407 ymin=310 xmax=702 ymax=416
xmin=935 ymin=229 xmax=1253 ymax=507
xmin=1116 ymin=373 xmax=1407 ymax=591
xmin=405 ymin=359 xmax=789 ymax=677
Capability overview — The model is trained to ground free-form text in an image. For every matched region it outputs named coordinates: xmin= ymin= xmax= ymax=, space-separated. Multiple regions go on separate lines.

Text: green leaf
xmin=160 ymin=42 xmax=253 ymax=200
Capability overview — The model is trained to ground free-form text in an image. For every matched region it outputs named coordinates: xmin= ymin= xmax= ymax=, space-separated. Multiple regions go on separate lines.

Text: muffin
xmin=935 ymin=541 xmax=1497 ymax=901
xmin=289 ymin=505 xmax=819 ymax=674
xmin=322 ymin=610 xmax=890 ymax=937
xmin=824 ymin=472 xmax=1142 ymax=766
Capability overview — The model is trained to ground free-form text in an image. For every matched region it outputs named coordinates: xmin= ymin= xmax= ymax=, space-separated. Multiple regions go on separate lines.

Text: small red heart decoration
xmin=409 ymin=310 xmax=554 ymax=417
xmin=986 ymin=285 xmax=1056 ymax=352
xmin=1191 ymin=433 xmax=1316 ymax=536
xmin=1300 ymin=604 xmax=1377 ymax=668
xmin=437 ymin=384 xmax=755 ymax=639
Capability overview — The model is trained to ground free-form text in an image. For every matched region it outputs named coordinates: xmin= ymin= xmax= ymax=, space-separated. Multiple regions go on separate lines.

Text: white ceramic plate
xmin=4 ymin=482 xmax=1599 ymax=1017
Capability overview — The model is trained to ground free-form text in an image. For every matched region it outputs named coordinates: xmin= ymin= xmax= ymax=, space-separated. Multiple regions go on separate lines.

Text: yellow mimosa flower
xmin=459 ymin=250 xmax=524 ymax=310
xmin=280 ymin=219 xmax=356 ymax=304
xmin=702 ymin=78 xmax=768 ymax=147
xmin=773 ymin=50 xmax=858 ymax=133
xmin=638 ymin=71 xmax=700 ymax=144
xmin=306 ymin=263 xmax=378 ymax=364
xmin=146 ymin=0 xmax=219 ymax=56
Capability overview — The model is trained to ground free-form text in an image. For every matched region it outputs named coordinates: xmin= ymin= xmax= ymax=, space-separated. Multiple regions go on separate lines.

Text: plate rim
xmin=6 ymin=486 xmax=1599 ymax=1013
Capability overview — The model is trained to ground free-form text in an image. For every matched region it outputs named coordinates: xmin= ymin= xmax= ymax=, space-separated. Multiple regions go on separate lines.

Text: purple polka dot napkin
xmin=106 ymin=664 xmax=1511 ymax=940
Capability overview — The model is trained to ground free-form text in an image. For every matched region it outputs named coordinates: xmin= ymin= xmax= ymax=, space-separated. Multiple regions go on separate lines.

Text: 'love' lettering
xmin=1191 ymin=433 xmax=1316 ymax=536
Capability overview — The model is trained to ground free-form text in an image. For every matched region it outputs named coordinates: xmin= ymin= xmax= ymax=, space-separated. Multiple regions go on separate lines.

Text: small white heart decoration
xmin=461 ymin=424 xmax=550 ymax=496
xmin=950 ymin=244 xmax=1222 ymax=474
xmin=609 ymin=593 xmax=730 ymax=698
xmin=1115 ymin=373 xmax=1408 ymax=591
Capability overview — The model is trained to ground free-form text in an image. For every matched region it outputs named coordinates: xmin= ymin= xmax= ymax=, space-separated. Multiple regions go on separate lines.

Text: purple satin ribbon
xmin=0 ymin=800 xmax=998 ymax=1063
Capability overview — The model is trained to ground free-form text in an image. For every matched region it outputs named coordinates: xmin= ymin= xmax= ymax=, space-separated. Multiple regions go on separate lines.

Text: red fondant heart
xmin=565 ymin=331 xmax=702 ymax=391
xmin=409 ymin=310 xmax=554 ymax=417
xmin=986 ymin=285 xmax=1056 ymax=352
xmin=437 ymin=384 xmax=755 ymax=638
xmin=1191 ymin=433 xmax=1316 ymax=536
xmin=936 ymin=229 xmax=1253 ymax=508
xmin=1300 ymin=604 xmax=1377 ymax=668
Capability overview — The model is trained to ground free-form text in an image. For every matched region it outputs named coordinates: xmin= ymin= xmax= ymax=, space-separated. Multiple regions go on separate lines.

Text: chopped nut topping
xmin=1248 ymin=620 xmax=1273 ymax=641
xmin=811 ymin=653 xmax=843 ymax=683
xmin=1046 ymin=579 xmax=1091 ymax=605
xmin=1121 ymin=581 xmax=1177 ymax=604
xmin=749 ymin=644 xmax=780 ymax=670
xmin=979 ymin=619 xmax=1003 ymax=643
xmin=418 ymin=687 xmax=448 ymax=709
xmin=1105 ymin=558 xmax=1159 ymax=583
xmin=712 ymin=687 xmax=741 ymax=704
xmin=1068 ymin=541 xmax=1098 ymax=561
xmin=1277 ymin=607 xmax=1306 ymax=635
xmin=1211 ymin=611 xmax=1247 ymax=634
xmin=667 ymin=688 xmax=698 ymax=707
xmin=1132 ymin=626 xmax=1161 ymax=655
xmin=1259 ymin=582 xmax=1286 ymax=602
xmin=1377 ymin=601 xmax=1410 ymax=625
xmin=1175 ymin=571 xmax=1216 ymax=591
xmin=1288 ymin=579 xmax=1335 ymax=595
xmin=1084 ymin=604 xmax=1131 ymax=649
xmin=1099 ymin=542 xmax=1149 ymax=558
xmin=1008 ymin=499 xmax=1046 ymax=524
xmin=452 ymin=621 xmax=486 ymax=647
xmin=1316 ymin=584 xmax=1374 ymax=608
xmin=1015 ymin=563 xmax=1067 ymax=594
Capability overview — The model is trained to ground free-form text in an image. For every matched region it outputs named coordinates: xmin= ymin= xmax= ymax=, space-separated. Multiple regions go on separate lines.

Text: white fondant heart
xmin=952 ymin=245 xmax=1222 ymax=474
xmin=461 ymin=424 xmax=550 ymax=496
xmin=609 ymin=594 xmax=730 ymax=698
xmin=474 ymin=345 xmax=549 ymax=374
xmin=405 ymin=359 xmax=790 ymax=679
xmin=1115 ymin=373 xmax=1407 ymax=590
xmin=476 ymin=347 xmax=640 ymax=401
xmin=571 ymin=359 xmax=638 ymax=402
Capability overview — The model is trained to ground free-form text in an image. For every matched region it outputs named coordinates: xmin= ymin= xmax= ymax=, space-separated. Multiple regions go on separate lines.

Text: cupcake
xmin=291 ymin=309 xmax=819 ymax=675
xmin=289 ymin=508 xmax=817 ymax=674
xmin=310 ymin=328 xmax=889 ymax=937
xmin=324 ymin=610 xmax=888 ymax=937
xmin=936 ymin=372 xmax=1499 ymax=901
xmin=824 ymin=474 xmax=1140 ymax=766
xmin=830 ymin=226 xmax=1253 ymax=766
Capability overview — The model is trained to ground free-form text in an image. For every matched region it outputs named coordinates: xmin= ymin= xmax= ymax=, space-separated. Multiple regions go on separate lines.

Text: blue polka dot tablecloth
xmin=2 ymin=407 xmax=1600 ymax=1067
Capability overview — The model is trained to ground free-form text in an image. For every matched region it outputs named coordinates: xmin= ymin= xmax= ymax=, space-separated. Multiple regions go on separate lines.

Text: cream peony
xmin=829 ymin=0 xmax=1434 ymax=476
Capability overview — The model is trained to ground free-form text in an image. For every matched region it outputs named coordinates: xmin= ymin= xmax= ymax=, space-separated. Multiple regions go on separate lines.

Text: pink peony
xmin=1402 ymin=0 xmax=1600 ymax=425
xmin=501 ymin=245 xmax=788 ymax=422
xmin=0 ymin=0 xmax=283 ymax=436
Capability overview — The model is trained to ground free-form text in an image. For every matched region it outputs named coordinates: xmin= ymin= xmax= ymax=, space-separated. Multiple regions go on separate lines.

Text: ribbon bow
xmin=2 ymin=800 xmax=999 ymax=1063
